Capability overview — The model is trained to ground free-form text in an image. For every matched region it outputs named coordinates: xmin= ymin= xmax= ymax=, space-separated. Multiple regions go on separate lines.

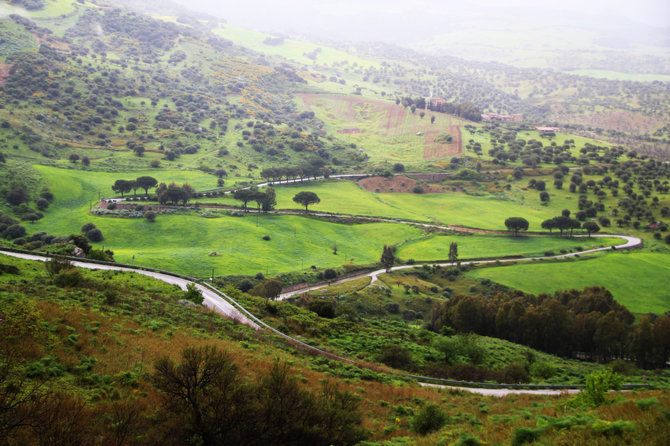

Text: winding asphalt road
xmin=0 ymin=229 xmax=642 ymax=396
xmin=0 ymin=251 xmax=260 ymax=330
xmin=279 ymin=232 xmax=642 ymax=299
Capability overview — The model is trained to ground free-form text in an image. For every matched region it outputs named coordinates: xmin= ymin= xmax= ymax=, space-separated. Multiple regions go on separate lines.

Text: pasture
xmin=466 ymin=252 xmax=670 ymax=315
xmin=396 ymin=234 xmax=625 ymax=261
xmin=296 ymin=93 xmax=464 ymax=163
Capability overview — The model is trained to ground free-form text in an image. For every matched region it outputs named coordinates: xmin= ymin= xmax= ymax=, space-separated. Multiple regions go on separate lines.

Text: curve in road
xmin=0 ymin=251 xmax=260 ymax=330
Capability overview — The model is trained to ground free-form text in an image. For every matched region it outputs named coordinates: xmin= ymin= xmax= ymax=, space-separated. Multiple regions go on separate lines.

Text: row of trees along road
xmin=506 ymin=216 xmax=600 ymax=236
xmin=112 ymin=176 xmax=158 ymax=197
xmin=232 ymin=187 xmax=276 ymax=212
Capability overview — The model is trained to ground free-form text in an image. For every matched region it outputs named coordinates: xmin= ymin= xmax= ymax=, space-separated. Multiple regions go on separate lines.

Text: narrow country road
xmin=279 ymin=232 xmax=642 ymax=299
xmin=0 ymin=244 xmax=642 ymax=396
xmin=419 ymin=383 xmax=582 ymax=396
xmin=0 ymin=251 xmax=260 ymax=330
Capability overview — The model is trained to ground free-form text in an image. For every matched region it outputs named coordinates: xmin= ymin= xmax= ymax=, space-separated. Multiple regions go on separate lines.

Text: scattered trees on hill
xmin=293 ymin=191 xmax=320 ymax=211
xmin=504 ymin=217 xmax=529 ymax=236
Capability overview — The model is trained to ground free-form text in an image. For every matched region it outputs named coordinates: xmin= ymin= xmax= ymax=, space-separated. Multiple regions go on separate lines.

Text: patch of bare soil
xmin=357 ymin=175 xmax=446 ymax=193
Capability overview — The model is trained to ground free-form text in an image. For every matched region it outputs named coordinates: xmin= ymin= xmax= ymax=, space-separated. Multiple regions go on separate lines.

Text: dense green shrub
xmin=53 ymin=269 xmax=84 ymax=287
xmin=377 ymin=344 xmax=412 ymax=370
xmin=410 ymin=403 xmax=447 ymax=435
xmin=529 ymin=361 xmax=556 ymax=379
xmin=86 ymin=228 xmax=104 ymax=242
xmin=512 ymin=426 xmax=545 ymax=445
xmin=308 ymin=300 xmax=335 ymax=318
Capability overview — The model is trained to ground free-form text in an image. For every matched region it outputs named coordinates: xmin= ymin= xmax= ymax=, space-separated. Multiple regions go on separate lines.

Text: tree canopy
xmin=293 ymin=191 xmax=320 ymax=211
xmin=504 ymin=217 xmax=529 ymax=236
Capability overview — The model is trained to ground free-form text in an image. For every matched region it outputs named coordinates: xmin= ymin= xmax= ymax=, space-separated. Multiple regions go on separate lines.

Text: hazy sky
xmin=175 ymin=0 xmax=670 ymax=35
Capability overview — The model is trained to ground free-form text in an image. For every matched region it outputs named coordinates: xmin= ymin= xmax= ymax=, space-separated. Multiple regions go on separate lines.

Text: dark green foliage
xmin=412 ymin=185 xmax=424 ymax=194
xmin=184 ymin=283 xmax=203 ymax=305
xmin=454 ymin=433 xmax=482 ymax=446
xmin=238 ymin=280 xmax=254 ymax=292
xmin=6 ymin=187 xmax=29 ymax=206
xmin=34 ymin=198 xmax=49 ymax=211
xmin=583 ymin=221 xmax=600 ymax=236
xmin=85 ymin=228 xmax=103 ymax=242
xmin=377 ymin=344 xmax=412 ymax=370
xmin=635 ymin=398 xmax=659 ymax=410
xmin=81 ymin=222 xmax=96 ymax=233
xmin=308 ymin=300 xmax=336 ymax=318
xmin=152 ymin=349 xmax=368 ymax=446
xmin=3 ymin=224 xmax=26 ymax=240
xmin=324 ymin=268 xmax=337 ymax=279
xmin=53 ymin=269 xmax=84 ymax=287
xmin=504 ymin=217 xmax=529 ymax=235
xmin=410 ymin=403 xmax=447 ymax=435
xmin=293 ymin=191 xmax=320 ymax=211
xmin=145 ymin=211 xmax=156 ymax=222
xmin=590 ymin=420 xmax=635 ymax=437
xmin=512 ymin=426 xmax=545 ymax=446
xmin=380 ymin=245 xmax=396 ymax=272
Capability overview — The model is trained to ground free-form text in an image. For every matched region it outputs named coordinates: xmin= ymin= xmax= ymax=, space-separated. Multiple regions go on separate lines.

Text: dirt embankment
xmin=357 ymin=175 xmax=446 ymax=193
xmin=0 ymin=63 xmax=12 ymax=86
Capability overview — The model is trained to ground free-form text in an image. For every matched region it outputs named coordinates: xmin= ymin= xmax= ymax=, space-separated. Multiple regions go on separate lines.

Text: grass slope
xmin=397 ymin=234 xmax=624 ymax=261
xmin=467 ymin=252 xmax=670 ymax=314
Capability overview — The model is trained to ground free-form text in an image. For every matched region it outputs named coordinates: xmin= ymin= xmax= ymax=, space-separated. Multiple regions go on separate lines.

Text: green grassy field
xmin=396 ymin=234 xmax=624 ymax=261
xmin=467 ymin=252 xmax=670 ymax=315
xmin=264 ymin=180 xmax=557 ymax=229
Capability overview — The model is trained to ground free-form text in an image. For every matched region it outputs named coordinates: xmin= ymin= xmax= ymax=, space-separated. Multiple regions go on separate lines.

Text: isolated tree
xmin=504 ymin=217 xmax=529 ymax=236
xmin=136 ymin=176 xmax=158 ymax=195
xmin=582 ymin=221 xmax=600 ymax=237
xmin=81 ymin=156 xmax=90 ymax=166
xmin=380 ymin=245 xmax=396 ymax=272
xmin=86 ymin=228 xmax=104 ymax=242
xmin=133 ymin=145 xmax=145 ymax=157
xmin=152 ymin=346 xmax=248 ymax=445
xmin=539 ymin=191 xmax=550 ymax=202
xmin=393 ymin=163 xmax=405 ymax=173
xmin=69 ymin=153 xmax=80 ymax=163
xmin=430 ymin=116 xmax=435 ymax=124
xmin=448 ymin=242 xmax=458 ymax=264
xmin=293 ymin=191 xmax=320 ymax=211
xmin=35 ymin=198 xmax=50 ymax=211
